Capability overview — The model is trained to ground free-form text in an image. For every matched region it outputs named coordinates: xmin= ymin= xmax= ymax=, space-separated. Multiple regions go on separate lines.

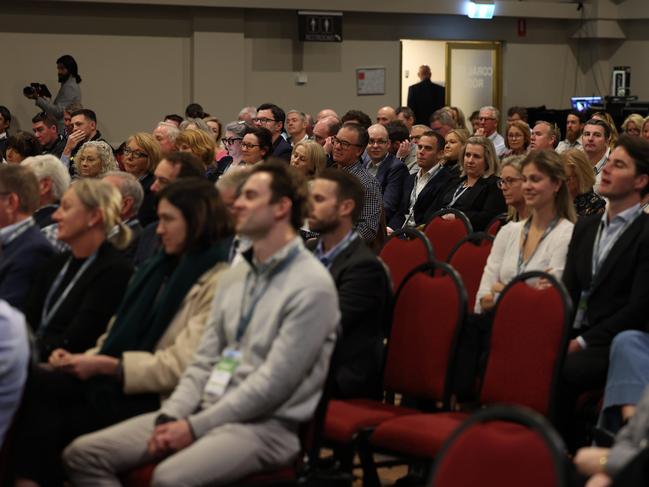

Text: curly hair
xmin=74 ymin=140 xmax=118 ymax=177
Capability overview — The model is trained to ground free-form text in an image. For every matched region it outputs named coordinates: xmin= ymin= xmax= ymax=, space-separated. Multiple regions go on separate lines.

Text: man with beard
xmin=309 ymin=168 xmax=390 ymax=399
xmin=557 ymin=110 xmax=586 ymax=154
xmin=26 ymin=55 xmax=82 ymax=133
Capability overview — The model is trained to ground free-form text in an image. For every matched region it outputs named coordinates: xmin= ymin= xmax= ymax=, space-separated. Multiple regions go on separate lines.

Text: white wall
xmin=400 ymin=40 xmax=446 ymax=106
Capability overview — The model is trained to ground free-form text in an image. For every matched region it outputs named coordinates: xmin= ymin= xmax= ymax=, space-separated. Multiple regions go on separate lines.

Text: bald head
xmin=418 ymin=65 xmax=432 ymax=80
xmin=313 ymin=116 xmax=341 ymax=146
xmin=317 ymin=108 xmax=339 ymax=122
xmin=367 ymin=124 xmax=390 ymax=163
xmin=376 ymin=106 xmax=396 ymax=126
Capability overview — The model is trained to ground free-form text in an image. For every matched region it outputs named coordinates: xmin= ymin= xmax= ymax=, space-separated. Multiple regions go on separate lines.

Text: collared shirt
xmin=593 ymin=147 xmax=611 ymax=194
xmin=314 ymin=230 xmax=358 ymax=269
xmin=488 ymin=132 xmax=506 ymax=157
xmin=556 ymin=139 xmax=583 ymax=154
xmin=339 ymin=160 xmax=382 ymax=242
xmin=365 ymin=154 xmax=388 ymax=179
xmin=595 ymin=202 xmax=643 ymax=271
xmin=0 ymin=132 xmax=7 ymax=141
xmin=0 ymin=217 xmax=34 ymax=247
xmin=404 ymin=164 xmax=441 ymax=227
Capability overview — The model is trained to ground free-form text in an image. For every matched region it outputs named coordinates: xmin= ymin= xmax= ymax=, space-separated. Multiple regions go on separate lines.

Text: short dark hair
xmin=320 ymin=117 xmax=341 ymax=137
xmin=341 ymin=121 xmax=369 ymax=148
xmin=249 ymin=159 xmax=308 ymax=231
xmin=341 ymin=110 xmax=372 ymax=129
xmin=0 ymin=165 xmax=40 ymax=214
xmin=584 ymin=118 xmax=611 ymax=140
xmin=32 ymin=111 xmax=58 ymax=128
xmin=386 ymin=120 xmax=410 ymax=143
xmin=0 ymin=106 xmax=11 ymax=126
xmin=57 ymin=54 xmax=81 ymax=83
xmin=507 ymin=106 xmax=528 ymax=122
xmin=162 ymin=151 xmax=206 ymax=179
xmin=185 ymin=103 xmax=205 ymax=119
xmin=257 ymin=103 xmax=286 ymax=128
xmin=244 ymin=125 xmax=273 ymax=157
xmin=164 ymin=114 xmax=183 ymax=125
xmin=420 ymin=131 xmax=445 ymax=152
xmin=615 ymin=134 xmax=649 ymax=196
xmin=317 ymin=168 xmax=365 ymax=224
xmin=157 ymin=178 xmax=233 ymax=252
xmin=70 ymin=108 xmax=97 ymax=123
xmin=396 ymin=106 xmax=415 ymax=120
xmin=6 ymin=131 xmax=42 ymax=159
xmin=568 ymin=110 xmax=587 ymax=124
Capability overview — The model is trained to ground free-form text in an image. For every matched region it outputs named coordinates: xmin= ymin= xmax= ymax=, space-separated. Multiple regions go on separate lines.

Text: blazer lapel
xmin=329 ymin=238 xmax=361 ymax=282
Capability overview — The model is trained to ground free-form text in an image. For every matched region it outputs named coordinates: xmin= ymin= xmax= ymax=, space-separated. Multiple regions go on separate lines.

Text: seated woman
xmin=475 ymin=149 xmax=575 ymax=313
xmin=13 ymin=178 xmax=233 ymax=487
xmin=241 ymin=125 xmax=272 ymax=166
xmin=622 ymin=113 xmax=643 ymax=137
xmin=122 ymin=132 xmax=162 ymax=226
xmin=176 ymin=128 xmax=217 ymax=181
xmin=441 ymin=128 xmax=469 ymax=167
xmin=203 ymin=116 xmax=227 ymax=161
xmin=25 ymin=179 xmax=133 ymax=359
xmin=290 ymin=140 xmax=326 ymax=179
xmin=503 ymin=120 xmax=530 ymax=157
xmin=498 ymin=155 xmax=528 ymax=222
xmin=73 ymin=140 xmax=118 ymax=179
xmin=431 ymin=135 xmax=507 ymax=231
xmin=4 ymin=131 xmax=41 ymax=164
xmin=562 ymin=148 xmax=606 ymax=217
xmin=642 ymin=116 xmax=649 ymax=141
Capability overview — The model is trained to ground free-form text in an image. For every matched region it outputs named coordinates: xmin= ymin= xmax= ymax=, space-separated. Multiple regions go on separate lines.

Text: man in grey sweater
xmin=63 ymin=160 xmax=340 ymax=486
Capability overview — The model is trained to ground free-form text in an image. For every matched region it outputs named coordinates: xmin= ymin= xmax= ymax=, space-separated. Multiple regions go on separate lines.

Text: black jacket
xmin=407 ymin=79 xmax=446 ymax=126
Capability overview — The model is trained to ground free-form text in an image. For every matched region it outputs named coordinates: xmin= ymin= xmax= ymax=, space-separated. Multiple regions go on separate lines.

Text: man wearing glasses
xmin=254 ymin=103 xmax=292 ymax=162
xmin=476 ymin=105 xmax=506 ymax=157
xmin=332 ymin=122 xmax=382 ymax=244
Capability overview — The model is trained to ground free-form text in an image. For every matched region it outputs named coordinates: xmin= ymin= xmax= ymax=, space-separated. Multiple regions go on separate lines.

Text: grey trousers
xmin=63 ymin=412 xmax=300 ymax=487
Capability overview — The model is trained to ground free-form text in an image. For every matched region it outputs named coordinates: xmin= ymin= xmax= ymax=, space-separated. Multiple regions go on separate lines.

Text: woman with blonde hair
xmin=622 ymin=113 xmax=644 ymax=137
xmin=562 ymin=148 xmax=606 ymax=217
xmin=441 ymin=128 xmax=469 ymax=166
xmin=124 ymin=132 xmax=162 ymax=226
xmin=176 ymin=129 xmax=217 ymax=181
xmin=73 ymin=140 xmax=118 ymax=179
xmin=498 ymin=155 xmax=528 ymax=222
xmin=642 ymin=117 xmax=649 ymax=141
xmin=592 ymin=111 xmax=619 ymax=148
xmin=290 ymin=140 xmax=326 ymax=179
xmin=203 ymin=116 xmax=227 ymax=160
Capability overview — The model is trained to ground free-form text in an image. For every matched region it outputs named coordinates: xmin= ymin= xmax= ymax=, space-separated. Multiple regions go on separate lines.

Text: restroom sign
xmin=298 ymin=11 xmax=343 ymax=42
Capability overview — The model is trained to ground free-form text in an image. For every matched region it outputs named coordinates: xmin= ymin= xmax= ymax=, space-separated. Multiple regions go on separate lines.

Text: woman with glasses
xmin=503 ymin=120 xmax=530 ymax=157
xmin=123 ymin=132 xmax=162 ymax=227
xmin=73 ymin=140 xmax=118 ymax=179
xmin=240 ymin=125 xmax=272 ymax=166
xmin=562 ymin=148 xmax=606 ymax=217
xmin=476 ymin=149 xmax=575 ymax=313
xmin=498 ymin=155 xmax=528 ymax=222
xmin=215 ymin=121 xmax=247 ymax=178
xmin=290 ymin=140 xmax=326 ymax=179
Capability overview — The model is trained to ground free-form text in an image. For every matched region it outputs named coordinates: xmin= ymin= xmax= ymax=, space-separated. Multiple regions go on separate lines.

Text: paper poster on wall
xmin=357 ymin=68 xmax=385 ymax=96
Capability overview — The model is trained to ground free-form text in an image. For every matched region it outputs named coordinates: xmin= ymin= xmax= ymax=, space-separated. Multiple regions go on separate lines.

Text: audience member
xmin=122 ymin=132 xmax=162 ymax=226
xmin=582 ymin=118 xmax=612 ymax=191
xmin=103 ymin=171 xmax=145 ymax=261
xmin=63 ymin=160 xmax=339 ymax=486
xmin=32 ymin=111 xmax=66 ymax=158
xmin=237 ymin=106 xmax=257 ymax=124
xmin=530 ymin=120 xmax=559 ymax=150
xmin=642 ymin=116 xmax=649 ymax=141
xmin=341 ymin=110 xmax=372 ymax=129
xmin=313 ymin=115 xmax=340 ymax=165
xmin=24 ymin=179 xmax=133 ymax=359
xmin=179 ymin=117 xmax=211 ymax=135
xmin=255 ymin=103 xmax=292 ymax=161
xmin=203 ymin=116 xmax=225 ymax=157
xmin=184 ymin=103 xmax=206 ymax=119
xmin=73 ymin=140 xmax=118 ymax=179
xmin=163 ymin=114 xmax=183 ymax=127
xmin=407 ymin=64 xmax=445 ymax=126
xmin=316 ymin=108 xmax=339 ymax=121
xmin=469 ymin=110 xmax=480 ymax=133
xmin=562 ymin=148 xmax=606 ymax=217
xmin=556 ymin=110 xmax=585 ymax=153
xmin=63 ymin=102 xmax=83 ymax=136
xmin=332 ymin=122 xmax=382 ymax=244
xmin=622 ymin=113 xmax=643 ymax=137
xmin=396 ymin=106 xmax=415 ymax=131
xmin=285 ymin=110 xmax=309 ymax=146
xmin=4 ymin=131 xmax=41 ymax=164
xmin=376 ymin=106 xmax=397 ymax=126
xmin=309 ymin=168 xmax=391 ymax=399
xmin=290 ymin=139 xmax=326 ymax=179
xmin=366 ymin=123 xmax=407 ymax=223
xmin=498 ymin=155 xmax=528 ymax=222
xmin=240 ymin=125 xmax=272 ymax=167
xmin=21 ymin=154 xmax=71 ymax=228
xmin=176 ymin=129 xmax=217 ymax=180
xmin=504 ymin=120 xmax=530 ymax=156
xmin=475 ymin=106 xmax=506 ymax=157
xmin=61 ymin=109 xmax=110 ymax=174
xmin=152 ymin=121 xmax=179 ymax=154
xmin=387 ymin=120 xmax=415 ymax=172
xmin=430 ymin=108 xmax=457 ymax=137
xmin=593 ymin=111 xmax=619 ymax=148
xmin=0 ymin=165 xmax=54 ymax=311
xmin=0 ymin=106 xmax=11 ymax=158
xmin=506 ymin=106 xmax=528 ymax=125
xmin=13 ymin=179 xmax=232 ymax=487
xmin=215 ymin=120 xmax=247 ymax=177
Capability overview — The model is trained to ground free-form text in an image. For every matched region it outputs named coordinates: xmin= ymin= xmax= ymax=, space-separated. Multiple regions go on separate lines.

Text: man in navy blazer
xmin=388 ymin=131 xmax=458 ymax=231
xmin=365 ymin=124 xmax=407 ymax=224
xmin=0 ymin=165 xmax=53 ymax=311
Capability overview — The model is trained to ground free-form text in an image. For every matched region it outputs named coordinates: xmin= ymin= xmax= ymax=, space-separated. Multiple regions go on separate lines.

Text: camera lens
xmin=23 ymin=86 xmax=35 ymax=96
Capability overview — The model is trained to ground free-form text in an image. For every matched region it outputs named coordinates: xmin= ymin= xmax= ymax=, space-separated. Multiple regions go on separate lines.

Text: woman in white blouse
xmin=475 ymin=149 xmax=576 ymax=313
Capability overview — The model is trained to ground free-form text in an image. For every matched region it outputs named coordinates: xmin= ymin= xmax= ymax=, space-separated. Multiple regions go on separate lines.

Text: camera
xmin=23 ymin=83 xmax=52 ymax=98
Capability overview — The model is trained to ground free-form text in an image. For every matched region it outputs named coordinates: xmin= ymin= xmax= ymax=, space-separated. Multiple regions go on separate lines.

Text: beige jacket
xmin=87 ymin=262 xmax=228 ymax=398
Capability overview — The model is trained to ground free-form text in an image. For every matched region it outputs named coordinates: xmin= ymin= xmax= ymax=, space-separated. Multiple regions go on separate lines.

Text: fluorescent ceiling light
xmin=467 ymin=0 xmax=495 ymax=19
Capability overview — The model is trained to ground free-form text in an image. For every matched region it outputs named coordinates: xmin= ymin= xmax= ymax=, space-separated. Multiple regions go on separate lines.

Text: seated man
xmin=64 ymin=161 xmax=339 ymax=486
xmin=103 ymin=171 xmax=144 ymax=262
xmin=21 ymin=154 xmax=71 ymax=229
xmin=309 ymin=168 xmax=391 ymax=399
xmin=0 ymin=165 xmax=54 ymax=311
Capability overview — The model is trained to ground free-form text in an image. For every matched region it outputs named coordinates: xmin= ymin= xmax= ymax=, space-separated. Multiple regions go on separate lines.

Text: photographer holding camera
xmin=24 ymin=55 xmax=81 ymax=132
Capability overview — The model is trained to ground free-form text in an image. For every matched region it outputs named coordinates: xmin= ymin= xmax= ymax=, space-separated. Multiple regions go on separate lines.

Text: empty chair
xmin=447 ymin=232 xmax=494 ymax=312
xmin=379 ymin=228 xmax=433 ymax=292
xmin=424 ymin=208 xmax=473 ymax=261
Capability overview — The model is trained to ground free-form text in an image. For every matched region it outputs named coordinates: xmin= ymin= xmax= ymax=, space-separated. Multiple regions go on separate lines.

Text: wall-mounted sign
xmin=298 ymin=11 xmax=343 ymax=42
xmin=357 ymin=68 xmax=386 ymax=96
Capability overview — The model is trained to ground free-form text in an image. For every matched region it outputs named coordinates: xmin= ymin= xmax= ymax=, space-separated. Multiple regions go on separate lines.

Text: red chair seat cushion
xmin=324 ymin=399 xmax=419 ymax=443
xmin=369 ymin=412 xmax=469 ymax=459
xmin=122 ymin=463 xmax=155 ymax=486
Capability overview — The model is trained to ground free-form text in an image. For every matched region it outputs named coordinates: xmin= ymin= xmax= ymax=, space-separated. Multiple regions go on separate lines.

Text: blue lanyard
xmin=591 ymin=208 xmax=643 ymax=279
xmin=516 ymin=217 xmax=560 ymax=274
xmin=39 ymin=251 xmax=98 ymax=334
xmin=236 ymin=246 xmax=300 ymax=343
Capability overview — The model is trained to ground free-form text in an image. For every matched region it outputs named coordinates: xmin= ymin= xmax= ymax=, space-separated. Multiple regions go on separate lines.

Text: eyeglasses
xmin=252 ymin=117 xmax=277 ymax=124
xmin=368 ymin=138 xmax=389 ymax=146
xmin=497 ymin=177 xmax=524 ymax=189
xmin=241 ymin=142 xmax=261 ymax=150
xmin=508 ymin=133 xmax=524 ymax=139
xmin=123 ymin=148 xmax=148 ymax=158
xmin=222 ymin=137 xmax=243 ymax=145
xmin=479 ymin=117 xmax=496 ymax=121
xmin=332 ymin=137 xmax=362 ymax=150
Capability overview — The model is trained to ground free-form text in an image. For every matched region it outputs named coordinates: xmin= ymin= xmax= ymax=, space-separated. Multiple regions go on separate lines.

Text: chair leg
xmin=357 ymin=435 xmax=380 ymax=487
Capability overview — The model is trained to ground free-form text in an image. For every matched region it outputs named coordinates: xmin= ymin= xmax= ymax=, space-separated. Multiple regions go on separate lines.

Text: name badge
xmin=204 ymin=348 xmax=242 ymax=400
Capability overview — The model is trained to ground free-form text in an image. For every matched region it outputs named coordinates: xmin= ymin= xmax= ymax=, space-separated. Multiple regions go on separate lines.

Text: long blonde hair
xmin=71 ymin=179 xmax=132 ymax=249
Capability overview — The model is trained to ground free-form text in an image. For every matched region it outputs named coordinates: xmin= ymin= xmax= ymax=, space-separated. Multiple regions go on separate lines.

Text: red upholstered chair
xmin=423 ymin=209 xmax=473 ymax=262
xmin=323 ymin=261 xmax=467 ymax=476
xmin=429 ymin=405 xmax=569 ymax=487
xmin=485 ymin=213 xmax=508 ymax=237
xmin=367 ymin=271 xmax=572 ymax=474
xmin=447 ymin=232 xmax=494 ymax=312
xmin=379 ymin=228 xmax=434 ymax=292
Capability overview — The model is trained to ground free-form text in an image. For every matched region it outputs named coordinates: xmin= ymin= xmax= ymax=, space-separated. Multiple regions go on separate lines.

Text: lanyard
xmin=39 ymin=251 xmax=98 ymax=334
xmin=591 ymin=208 xmax=643 ymax=279
xmin=516 ymin=217 xmax=560 ymax=274
xmin=1 ymin=218 xmax=34 ymax=247
xmin=448 ymin=182 xmax=470 ymax=207
xmin=236 ymin=246 xmax=300 ymax=343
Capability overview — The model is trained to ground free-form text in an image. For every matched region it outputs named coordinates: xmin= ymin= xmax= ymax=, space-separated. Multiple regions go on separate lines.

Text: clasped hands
xmin=47 ymin=348 xmax=119 ymax=380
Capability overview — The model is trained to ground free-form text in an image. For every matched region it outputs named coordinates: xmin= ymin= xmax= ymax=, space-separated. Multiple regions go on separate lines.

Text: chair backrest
xmin=479 ymin=271 xmax=572 ymax=420
xmin=379 ymin=228 xmax=434 ymax=292
xmin=382 ymin=261 xmax=467 ymax=405
xmin=486 ymin=213 xmax=508 ymax=237
xmin=424 ymin=209 xmax=473 ymax=261
xmin=430 ymin=405 xmax=569 ymax=487
xmin=447 ymin=232 xmax=494 ymax=312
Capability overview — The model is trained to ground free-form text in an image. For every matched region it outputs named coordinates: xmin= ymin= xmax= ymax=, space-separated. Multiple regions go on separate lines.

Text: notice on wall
xmin=357 ymin=68 xmax=386 ymax=96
